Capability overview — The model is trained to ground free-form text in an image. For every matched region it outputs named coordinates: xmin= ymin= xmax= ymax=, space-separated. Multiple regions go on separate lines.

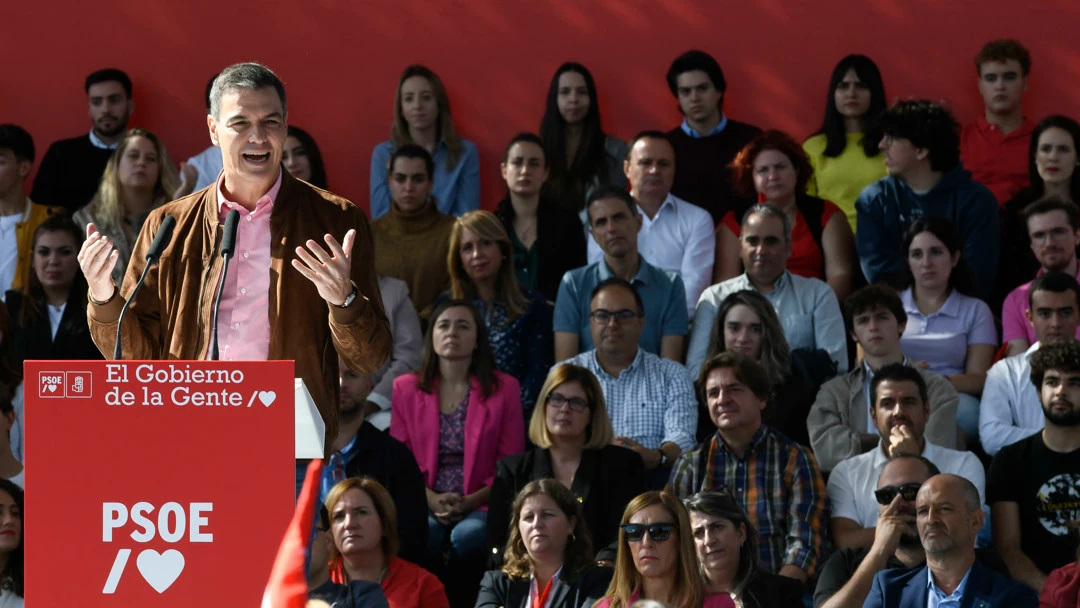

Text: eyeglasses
xmin=590 ymin=309 xmax=639 ymax=325
xmin=620 ymin=523 xmax=675 ymax=543
xmin=547 ymin=392 xmax=589 ymax=413
xmin=874 ymin=482 xmax=922 ymax=506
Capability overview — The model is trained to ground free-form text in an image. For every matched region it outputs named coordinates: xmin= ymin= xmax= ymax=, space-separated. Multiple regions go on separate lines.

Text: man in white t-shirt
xmin=827 ymin=363 xmax=983 ymax=551
xmin=0 ymin=124 xmax=51 ymax=301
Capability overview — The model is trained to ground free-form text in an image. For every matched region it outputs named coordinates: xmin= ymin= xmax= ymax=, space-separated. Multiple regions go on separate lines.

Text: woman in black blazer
xmin=477 ymin=479 xmax=612 ymax=608
xmin=487 ymin=364 xmax=645 ymax=566
xmin=5 ymin=215 xmax=103 ymax=366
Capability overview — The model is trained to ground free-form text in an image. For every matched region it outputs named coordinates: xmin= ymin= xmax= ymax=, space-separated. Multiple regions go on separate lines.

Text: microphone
xmin=114 ymin=215 xmax=176 ymax=360
xmin=209 ymin=210 xmax=241 ymax=361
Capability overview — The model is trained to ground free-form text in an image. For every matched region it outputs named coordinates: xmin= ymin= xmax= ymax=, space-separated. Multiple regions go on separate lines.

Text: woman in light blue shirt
xmin=370 ymin=65 xmax=480 ymax=218
xmin=898 ymin=217 xmax=997 ymax=445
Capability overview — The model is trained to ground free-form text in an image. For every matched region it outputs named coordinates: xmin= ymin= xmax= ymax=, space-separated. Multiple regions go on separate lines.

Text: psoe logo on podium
xmin=38 ymin=371 xmax=66 ymax=398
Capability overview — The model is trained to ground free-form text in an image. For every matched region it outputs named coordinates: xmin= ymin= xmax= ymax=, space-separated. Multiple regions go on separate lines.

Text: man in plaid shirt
xmin=668 ymin=351 xmax=830 ymax=582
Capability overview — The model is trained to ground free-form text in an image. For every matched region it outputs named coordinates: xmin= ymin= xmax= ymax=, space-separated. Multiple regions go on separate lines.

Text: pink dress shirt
xmin=215 ymin=171 xmax=282 ymax=361
xmin=1001 ymin=266 xmax=1080 ymax=345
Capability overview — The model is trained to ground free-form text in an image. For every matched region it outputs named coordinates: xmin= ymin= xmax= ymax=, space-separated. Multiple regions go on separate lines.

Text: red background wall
xmin=5 ymin=1 xmax=1080 ymax=214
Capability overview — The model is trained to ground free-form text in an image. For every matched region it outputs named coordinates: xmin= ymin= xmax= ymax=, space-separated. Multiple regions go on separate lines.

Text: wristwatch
xmin=335 ymin=285 xmax=358 ymax=308
xmin=657 ymin=449 xmax=669 ymax=467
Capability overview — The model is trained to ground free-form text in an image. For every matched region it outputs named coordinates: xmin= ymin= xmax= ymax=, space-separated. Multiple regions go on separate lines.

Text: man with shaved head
xmin=863 ymin=474 xmax=1037 ymax=607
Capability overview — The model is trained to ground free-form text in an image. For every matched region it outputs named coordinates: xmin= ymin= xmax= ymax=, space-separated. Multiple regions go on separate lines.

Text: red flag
xmin=262 ymin=460 xmax=324 ymax=608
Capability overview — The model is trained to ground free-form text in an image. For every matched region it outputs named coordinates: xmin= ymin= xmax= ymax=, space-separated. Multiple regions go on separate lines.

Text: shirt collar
xmin=717 ymin=425 xmax=768 ymax=457
xmin=740 ymin=270 xmax=790 ymax=293
xmin=974 ymin=116 xmax=1035 ymax=138
xmin=217 ymin=170 xmax=283 ymax=215
xmin=88 ymin=130 xmax=119 ymax=150
xmin=927 ymin=565 xmax=973 ymax=599
xmin=680 ymin=114 xmax=728 ymax=138
xmin=590 ymin=348 xmax=645 ymax=379
xmin=598 ymin=257 xmax=650 ymax=285
xmin=529 ymin=566 xmax=564 ymax=597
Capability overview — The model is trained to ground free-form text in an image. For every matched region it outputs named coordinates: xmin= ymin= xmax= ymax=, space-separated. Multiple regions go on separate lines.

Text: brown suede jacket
xmin=87 ymin=171 xmax=392 ymax=449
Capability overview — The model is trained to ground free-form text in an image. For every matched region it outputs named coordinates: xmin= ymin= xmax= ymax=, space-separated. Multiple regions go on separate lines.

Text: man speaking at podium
xmin=75 ymin=62 xmax=392 ymax=451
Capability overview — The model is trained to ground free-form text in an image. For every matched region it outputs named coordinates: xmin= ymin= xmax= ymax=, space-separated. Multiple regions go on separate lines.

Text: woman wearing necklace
xmin=390 ymin=299 xmax=525 ymax=570
xmin=5 ymin=215 xmax=103 ymax=366
xmin=322 ymin=477 xmax=449 ymax=608
xmin=443 ymin=210 xmax=552 ymax=414
xmin=487 ymin=364 xmax=644 ymax=567
xmin=494 ymin=133 xmax=587 ymax=303
xmin=477 ymin=479 xmax=613 ymax=608
xmin=73 ymin=128 xmax=180 ymax=284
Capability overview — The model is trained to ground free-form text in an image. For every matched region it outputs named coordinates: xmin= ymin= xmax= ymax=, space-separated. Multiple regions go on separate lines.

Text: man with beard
xmin=824 ymin=363 xmax=979 ymax=551
xmin=32 ymin=69 xmax=135 ymax=213
xmin=1001 ymin=199 xmax=1080 ymax=356
xmin=864 ymin=474 xmax=1038 ymax=607
xmin=322 ymin=358 xmax=427 ymax=564
xmin=687 ymin=204 xmax=847 ymax=378
xmin=981 ymin=271 xmax=1080 ymax=455
xmin=988 ymin=340 xmax=1080 ymax=593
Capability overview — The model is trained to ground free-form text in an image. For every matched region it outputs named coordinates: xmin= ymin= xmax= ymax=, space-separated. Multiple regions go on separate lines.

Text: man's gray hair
xmin=209 ymin=62 xmax=286 ymax=119
xmin=740 ymin=203 xmax=792 ymax=245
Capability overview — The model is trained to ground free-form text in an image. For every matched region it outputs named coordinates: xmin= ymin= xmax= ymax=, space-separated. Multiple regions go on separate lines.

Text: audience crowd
xmin=5 ymin=38 xmax=1080 ymax=608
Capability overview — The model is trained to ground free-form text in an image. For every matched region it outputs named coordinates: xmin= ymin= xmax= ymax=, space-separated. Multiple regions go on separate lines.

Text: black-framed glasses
xmin=589 ymin=309 xmax=639 ymax=325
xmin=546 ymin=392 xmax=589 ymax=413
xmin=620 ymin=523 xmax=675 ymax=543
xmin=874 ymin=482 xmax=922 ymax=506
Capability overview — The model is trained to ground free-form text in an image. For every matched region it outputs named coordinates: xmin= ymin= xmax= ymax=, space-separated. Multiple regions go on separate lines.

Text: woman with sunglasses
xmin=684 ymin=492 xmax=803 ymax=608
xmin=595 ymin=492 xmax=734 ymax=608
xmin=487 ymin=364 xmax=645 ymax=566
xmin=477 ymin=479 xmax=613 ymax=608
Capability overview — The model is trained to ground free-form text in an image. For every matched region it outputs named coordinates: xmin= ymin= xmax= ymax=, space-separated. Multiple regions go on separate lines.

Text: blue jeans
xmin=957 ymin=392 xmax=981 ymax=446
xmin=427 ymin=510 xmax=487 ymax=562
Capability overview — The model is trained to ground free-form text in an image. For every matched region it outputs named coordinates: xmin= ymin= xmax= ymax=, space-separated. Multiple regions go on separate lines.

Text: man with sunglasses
xmin=554 ymin=186 xmax=688 ymax=363
xmin=556 ymin=277 xmax=697 ymax=489
xmin=826 ymin=363 xmax=983 ymax=551
xmin=668 ymin=352 xmax=828 ymax=583
xmin=987 ymin=340 xmax=1080 ymax=594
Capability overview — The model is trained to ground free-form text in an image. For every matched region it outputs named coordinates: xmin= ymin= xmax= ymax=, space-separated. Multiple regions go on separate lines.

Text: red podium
xmin=24 ymin=360 xmax=297 ymax=605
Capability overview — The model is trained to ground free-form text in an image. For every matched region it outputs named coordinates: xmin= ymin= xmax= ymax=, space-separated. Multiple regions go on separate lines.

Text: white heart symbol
xmin=46 ymin=384 xmax=56 ymax=393
xmin=136 ymin=549 xmax=185 ymax=593
xmin=258 ymin=391 xmax=276 ymax=407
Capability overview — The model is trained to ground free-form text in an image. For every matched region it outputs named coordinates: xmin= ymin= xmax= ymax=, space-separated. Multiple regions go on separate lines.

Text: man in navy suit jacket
xmin=863 ymin=474 xmax=1037 ymax=608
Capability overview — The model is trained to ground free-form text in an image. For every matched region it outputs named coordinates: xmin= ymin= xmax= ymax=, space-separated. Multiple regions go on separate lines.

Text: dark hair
xmin=416 ymin=299 xmax=499 ymax=397
xmin=502 ymin=480 xmax=594 ymax=581
xmin=1025 ymin=116 xmax=1080 ymax=203
xmin=707 ymin=290 xmax=791 ymax=386
xmin=731 ymin=130 xmax=814 ymax=196
xmin=975 ymin=39 xmax=1032 ymax=76
xmin=388 ymin=143 xmax=435 ymax=181
xmin=204 ymin=74 xmax=217 ymax=110
xmin=19 ymin=215 xmax=86 ymax=327
xmin=0 ymin=479 xmax=22 ymax=597
xmin=626 ymin=130 xmax=674 ymax=162
xmin=877 ymin=100 xmax=960 ymax=173
xmin=210 ymin=62 xmax=286 ymax=120
xmin=844 ymin=284 xmax=907 ymax=328
xmin=697 ymin=352 xmax=772 ymax=403
xmin=814 ymin=54 xmax=887 ymax=158
xmin=1030 ymin=340 xmax=1080 ymax=389
xmin=1028 ymin=270 xmax=1080 ymax=311
xmin=85 ymin=68 xmax=132 ymax=98
xmin=870 ymin=363 xmax=929 ymax=408
xmin=899 ymin=217 xmax=977 ymax=296
xmin=0 ymin=125 xmax=34 ymax=165
xmin=683 ymin=491 xmax=761 ymax=601
xmin=539 ymin=63 xmax=607 ymax=206
xmin=585 ymin=184 xmax=637 ymax=225
xmin=590 ymin=277 xmax=645 ymax=317
xmin=286 ymin=126 xmax=328 ymax=190
xmin=666 ymin=50 xmax=727 ymax=106
xmin=503 ymin=132 xmax=547 ymax=167
xmin=1023 ymin=197 xmax=1080 ymax=231
xmin=881 ymin=453 xmax=942 ymax=481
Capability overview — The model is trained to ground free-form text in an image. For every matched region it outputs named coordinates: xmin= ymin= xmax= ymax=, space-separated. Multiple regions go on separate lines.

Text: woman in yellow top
xmin=803 ymin=55 xmax=888 ymax=232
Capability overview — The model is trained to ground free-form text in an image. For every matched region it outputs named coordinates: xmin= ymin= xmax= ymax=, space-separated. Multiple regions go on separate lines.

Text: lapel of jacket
xmin=959 ymin=561 xmax=993 ymax=608
xmin=570 ymin=449 xmax=599 ymax=507
xmin=507 ymin=577 xmax=530 ymax=608
xmin=901 ymin=566 xmax=930 ymax=608
xmin=463 ymin=375 xmax=490 ymax=493
xmin=547 ymin=576 xmax=572 ymax=608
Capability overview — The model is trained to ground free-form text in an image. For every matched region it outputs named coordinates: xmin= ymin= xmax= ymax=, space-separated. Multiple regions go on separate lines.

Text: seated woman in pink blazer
xmin=391 ymin=299 xmax=525 ymax=566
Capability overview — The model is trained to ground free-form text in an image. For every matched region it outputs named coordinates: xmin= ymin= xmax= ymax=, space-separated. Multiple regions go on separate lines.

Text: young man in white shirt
xmin=0 ymin=124 xmax=50 ymax=300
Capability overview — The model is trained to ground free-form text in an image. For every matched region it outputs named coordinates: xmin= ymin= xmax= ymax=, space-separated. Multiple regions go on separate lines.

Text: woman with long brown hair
xmin=594 ymin=492 xmax=734 ymax=608
xmin=370 ymin=64 xmax=480 ymax=218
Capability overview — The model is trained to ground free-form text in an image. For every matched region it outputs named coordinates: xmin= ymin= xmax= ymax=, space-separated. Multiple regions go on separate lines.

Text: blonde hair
xmin=602 ymin=492 xmax=705 ymax=608
xmin=324 ymin=478 xmax=399 ymax=563
xmin=448 ymin=210 xmax=528 ymax=319
xmin=528 ymin=365 xmax=613 ymax=449
xmin=502 ymin=479 xmax=594 ymax=581
xmin=87 ymin=128 xmax=180 ymax=234
xmin=390 ymin=65 xmax=462 ymax=171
